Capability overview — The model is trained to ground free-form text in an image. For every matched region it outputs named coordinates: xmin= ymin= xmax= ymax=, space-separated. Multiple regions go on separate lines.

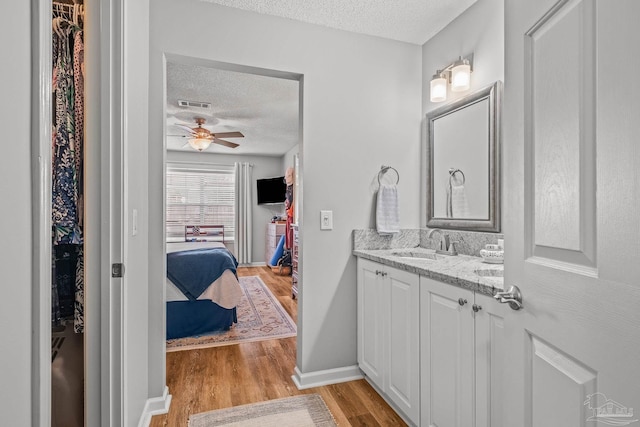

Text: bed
xmin=166 ymin=242 xmax=243 ymax=339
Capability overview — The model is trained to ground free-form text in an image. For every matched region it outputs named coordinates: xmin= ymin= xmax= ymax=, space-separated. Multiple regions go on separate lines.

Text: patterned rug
xmin=167 ymin=276 xmax=296 ymax=352
xmin=188 ymin=395 xmax=337 ymax=427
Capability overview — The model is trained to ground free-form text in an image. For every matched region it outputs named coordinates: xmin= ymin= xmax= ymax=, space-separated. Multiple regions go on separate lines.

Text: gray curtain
xmin=234 ymin=162 xmax=253 ymax=264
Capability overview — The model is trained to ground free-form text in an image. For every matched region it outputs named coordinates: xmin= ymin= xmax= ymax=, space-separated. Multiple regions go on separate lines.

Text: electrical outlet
xmin=320 ymin=210 xmax=333 ymax=230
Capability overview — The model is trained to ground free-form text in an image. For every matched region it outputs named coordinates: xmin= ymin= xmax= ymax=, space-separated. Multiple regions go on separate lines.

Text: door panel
xmin=475 ymin=294 xmax=505 ymax=427
xmin=421 ymin=277 xmax=474 ymax=427
xmin=357 ymin=259 xmax=384 ymax=386
xmin=504 ymin=1 xmax=640 ymax=426
xmin=529 ymin=336 xmax=597 ymax=427
xmin=525 ymin=0 xmax=597 ymax=271
xmin=387 ymin=268 xmax=419 ymax=424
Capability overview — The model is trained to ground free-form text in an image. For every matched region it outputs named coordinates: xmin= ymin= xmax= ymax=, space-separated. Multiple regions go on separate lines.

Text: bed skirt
xmin=166 ymin=300 xmax=237 ymax=340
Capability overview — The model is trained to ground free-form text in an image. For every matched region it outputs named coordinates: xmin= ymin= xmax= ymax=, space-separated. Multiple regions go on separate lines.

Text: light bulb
xmin=430 ymin=73 xmax=447 ymax=102
xmin=451 ymin=58 xmax=471 ymax=92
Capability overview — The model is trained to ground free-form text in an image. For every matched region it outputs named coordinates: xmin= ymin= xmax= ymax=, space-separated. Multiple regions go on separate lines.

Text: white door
xmin=503 ymin=1 xmax=640 ymax=426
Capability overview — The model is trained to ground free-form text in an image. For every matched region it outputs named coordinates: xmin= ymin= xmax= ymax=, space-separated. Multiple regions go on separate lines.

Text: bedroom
xmin=162 ymin=59 xmax=301 ymax=340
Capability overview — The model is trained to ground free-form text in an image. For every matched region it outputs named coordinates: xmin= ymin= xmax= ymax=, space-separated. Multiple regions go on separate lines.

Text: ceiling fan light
xmin=451 ymin=58 xmax=471 ymax=92
xmin=188 ymin=137 xmax=212 ymax=152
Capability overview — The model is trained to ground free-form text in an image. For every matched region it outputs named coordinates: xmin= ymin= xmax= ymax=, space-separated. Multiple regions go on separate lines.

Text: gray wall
xmin=149 ymin=0 xmax=422 ymax=385
xmin=166 ymin=150 xmax=286 ymax=263
xmin=421 ymin=0 xmax=504 ymax=227
xmin=0 ymin=2 xmax=32 ymax=424
xmin=422 ymin=0 xmax=504 ymax=114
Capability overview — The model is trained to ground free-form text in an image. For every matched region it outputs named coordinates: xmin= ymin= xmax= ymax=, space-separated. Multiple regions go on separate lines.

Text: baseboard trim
xmin=291 ymin=365 xmax=363 ymax=390
xmin=240 ymin=261 xmax=267 ymax=267
xmin=137 ymin=386 xmax=172 ymax=427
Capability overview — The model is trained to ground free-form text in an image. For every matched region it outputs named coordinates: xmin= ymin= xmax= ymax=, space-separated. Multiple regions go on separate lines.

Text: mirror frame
xmin=425 ymin=81 xmax=502 ymax=232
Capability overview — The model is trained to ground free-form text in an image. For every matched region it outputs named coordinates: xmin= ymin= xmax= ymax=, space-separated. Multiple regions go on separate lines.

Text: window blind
xmin=166 ymin=166 xmax=235 ymax=242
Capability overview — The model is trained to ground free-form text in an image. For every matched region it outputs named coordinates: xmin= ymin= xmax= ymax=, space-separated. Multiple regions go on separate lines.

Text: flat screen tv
xmin=256 ymin=176 xmax=286 ymax=205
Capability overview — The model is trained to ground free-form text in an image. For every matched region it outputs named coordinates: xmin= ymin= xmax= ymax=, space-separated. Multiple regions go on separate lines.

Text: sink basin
xmin=390 ymin=250 xmax=439 ymax=261
xmin=474 ymin=267 xmax=504 ymax=277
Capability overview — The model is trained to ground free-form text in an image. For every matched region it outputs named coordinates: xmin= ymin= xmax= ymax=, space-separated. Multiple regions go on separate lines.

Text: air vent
xmin=177 ymin=100 xmax=211 ymax=109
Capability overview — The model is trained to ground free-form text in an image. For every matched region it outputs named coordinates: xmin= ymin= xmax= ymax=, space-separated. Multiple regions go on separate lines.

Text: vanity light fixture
xmin=188 ymin=137 xmax=212 ymax=152
xmin=430 ymin=54 xmax=473 ymax=103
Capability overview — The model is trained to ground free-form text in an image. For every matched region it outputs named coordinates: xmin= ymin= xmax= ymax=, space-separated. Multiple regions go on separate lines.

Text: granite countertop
xmin=353 ymin=247 xmax=504 ymax=297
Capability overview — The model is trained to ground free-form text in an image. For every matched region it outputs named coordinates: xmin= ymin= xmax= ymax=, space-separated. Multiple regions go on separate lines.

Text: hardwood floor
xmin=150 ymin=266 xmax=406 ymax=426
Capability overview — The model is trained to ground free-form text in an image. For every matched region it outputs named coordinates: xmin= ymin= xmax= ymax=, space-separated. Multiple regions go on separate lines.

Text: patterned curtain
xmin=234 ymin=162 xmax=253 ymax=264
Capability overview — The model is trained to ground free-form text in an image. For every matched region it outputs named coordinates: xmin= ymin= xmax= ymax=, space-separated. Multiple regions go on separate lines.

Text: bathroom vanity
xmin=354 ymin=236 xmax=507 ymax=427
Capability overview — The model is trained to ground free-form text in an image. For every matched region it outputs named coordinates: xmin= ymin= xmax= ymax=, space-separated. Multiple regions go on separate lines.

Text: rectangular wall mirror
xmin=425 ymin=81 xmax=501 ymax=232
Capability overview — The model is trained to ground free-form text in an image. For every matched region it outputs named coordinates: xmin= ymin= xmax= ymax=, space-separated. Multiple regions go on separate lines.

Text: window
xmin=166 ymin=165 xmax=235 ymax=242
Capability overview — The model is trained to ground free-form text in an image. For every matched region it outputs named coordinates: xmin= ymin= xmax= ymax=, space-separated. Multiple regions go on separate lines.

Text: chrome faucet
xmin=427 ymin=228 xmax=458 ymax=256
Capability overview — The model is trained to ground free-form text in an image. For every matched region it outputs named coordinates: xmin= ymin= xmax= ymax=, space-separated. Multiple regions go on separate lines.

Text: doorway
xmin=157 ymin=57 xmax=304 ymax=422
xmin=32 ymin=0 xmax=118 ymax=425
xmin=50 ymin=2 xmax=86 ymax=425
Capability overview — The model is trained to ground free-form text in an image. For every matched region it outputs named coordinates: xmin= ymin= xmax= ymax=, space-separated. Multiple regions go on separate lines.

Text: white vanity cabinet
xmin=420 ymin=277 xmax=505 ymax=427
xmin=357 ymin=258 xmax=420 ymax=425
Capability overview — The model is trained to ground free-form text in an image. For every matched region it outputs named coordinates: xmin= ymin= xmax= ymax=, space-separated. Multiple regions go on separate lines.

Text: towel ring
xmin=378 ymin=165 xmax=400 ymax=185
xmin=449 ymin=168 xmax=465 ymax=185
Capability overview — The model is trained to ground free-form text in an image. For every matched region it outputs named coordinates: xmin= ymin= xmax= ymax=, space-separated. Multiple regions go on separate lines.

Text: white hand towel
xmin=376 ymin=184 xmax=400 ymax=235
xmin=447 ymin=184 xmax=470 ymax=218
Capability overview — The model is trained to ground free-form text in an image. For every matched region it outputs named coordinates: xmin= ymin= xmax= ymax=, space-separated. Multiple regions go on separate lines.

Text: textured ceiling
xmin=202 ymin=0 xmax=477 ymax=45
xmin=166 ymin=62 xmax=300 ymax=155
xmin=167 ymin=1 xmax=477 ymax=155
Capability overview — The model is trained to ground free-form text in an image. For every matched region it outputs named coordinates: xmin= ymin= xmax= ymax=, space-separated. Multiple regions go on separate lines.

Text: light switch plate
xmin=320 ymin=210 xmax=333 ymax=230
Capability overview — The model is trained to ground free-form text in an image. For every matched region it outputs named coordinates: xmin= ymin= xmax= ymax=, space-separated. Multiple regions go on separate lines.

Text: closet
xmin=51 ymin=1 xmax=85 ymax=426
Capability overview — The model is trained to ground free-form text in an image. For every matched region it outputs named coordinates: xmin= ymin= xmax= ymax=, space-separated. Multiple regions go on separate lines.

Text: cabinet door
xmin=474 ymin=292 xmax=505 ymax=427
xmin=386 ymin=266 xmax=420 ymax=425
xmin=420 ymin=277 xmax=474 ymax=427
xmin=357 ymin=258 xmax=385 ymax=387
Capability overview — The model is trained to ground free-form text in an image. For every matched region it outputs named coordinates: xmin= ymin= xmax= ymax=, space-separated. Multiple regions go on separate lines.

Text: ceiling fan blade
xmin=211 ymin=131 xmax=244 ymax=139
xmin=212 ymin=138 xmax=240 ymax=148
xmin=175 ymin=124 xmax=196 ymax=134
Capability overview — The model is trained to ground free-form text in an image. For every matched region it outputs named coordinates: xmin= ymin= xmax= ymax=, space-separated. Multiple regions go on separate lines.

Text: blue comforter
xmin=167 ymin=248 xmax=238 ymax=301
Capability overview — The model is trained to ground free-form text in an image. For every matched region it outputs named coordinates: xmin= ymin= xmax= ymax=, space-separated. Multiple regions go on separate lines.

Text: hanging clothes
xmin=73 ymin=29 xmax=84 ymax=214
xmin=74 ymin=246 xmax=84 ymax=333
xmin=52 ymin=28 xmax=81 ymax=245
xmin=51 ymin=19 xmax=85 ymax=333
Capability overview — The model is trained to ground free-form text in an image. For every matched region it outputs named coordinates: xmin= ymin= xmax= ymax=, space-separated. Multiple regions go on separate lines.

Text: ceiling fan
xmin=172 ymin=118 xmax=244 ymax=151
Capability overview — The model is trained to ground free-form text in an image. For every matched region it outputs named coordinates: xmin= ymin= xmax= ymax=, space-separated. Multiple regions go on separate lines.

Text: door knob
xmin=494 ymin=285 xmax=523 ymax=310
xmin=458 ymin=298 xmax=467 ymax=306
xmin=472 ymin=304 xmax=482 ymax=312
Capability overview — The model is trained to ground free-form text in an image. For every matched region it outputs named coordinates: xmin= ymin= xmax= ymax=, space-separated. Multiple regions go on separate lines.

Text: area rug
xmin=188 ymin=394 xmax=338 ymax=427
xmin=167 ymin=276 xmax=296 ymax=351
